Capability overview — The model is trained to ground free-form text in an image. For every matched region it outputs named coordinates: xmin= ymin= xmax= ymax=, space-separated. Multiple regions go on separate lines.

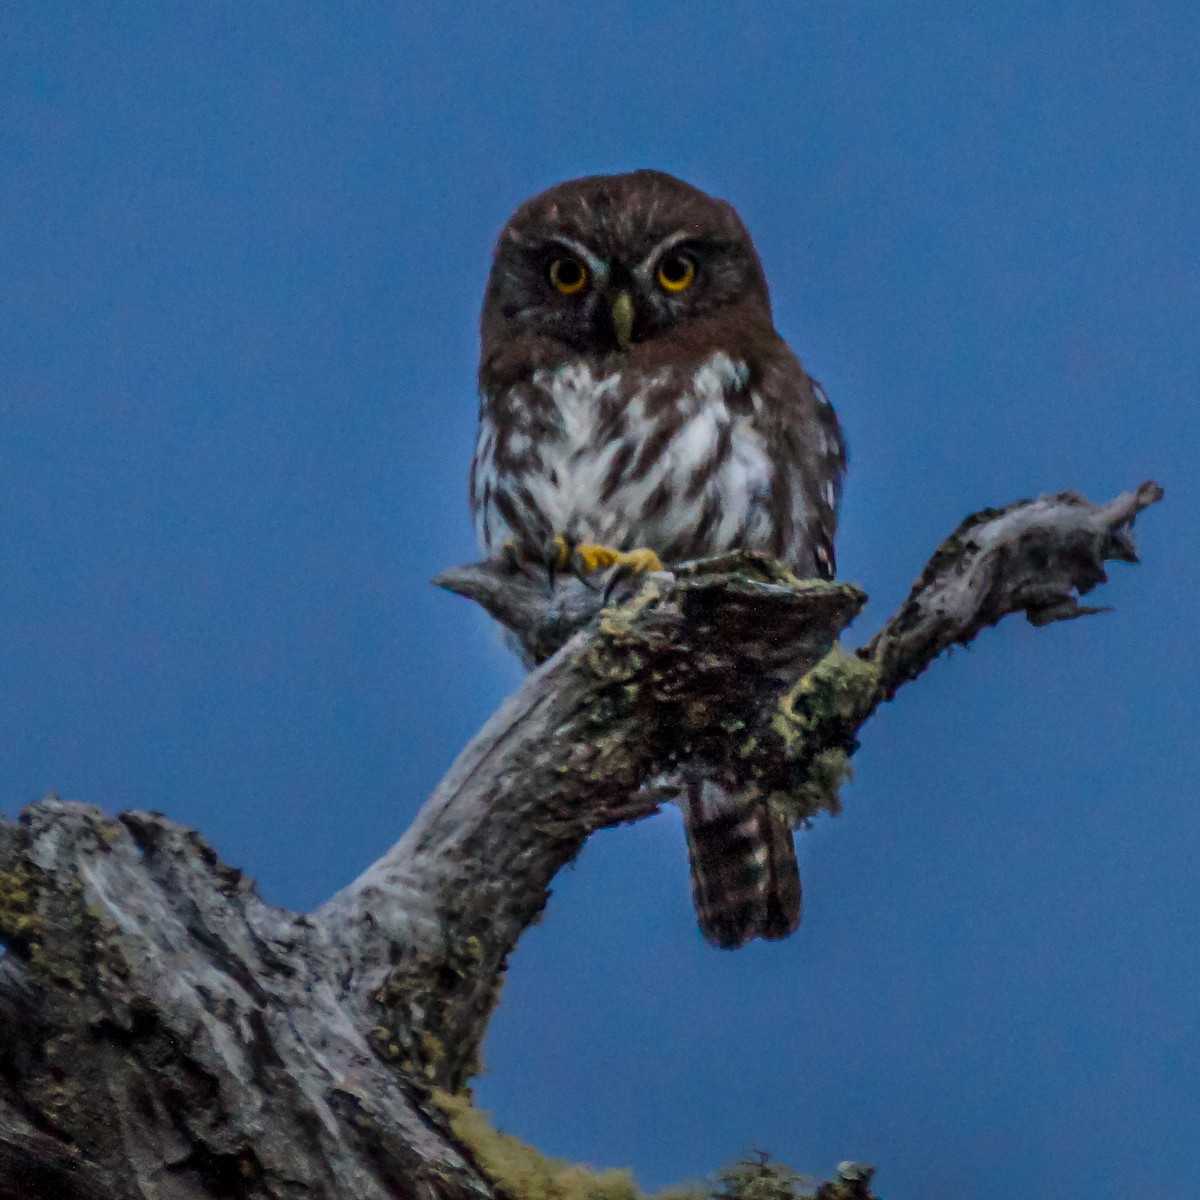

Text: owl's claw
xmin=600 ymin=567 xmax=628 ymax=606
xmin=571 ymin=543 xmax=663 ymax=576
xmin=600 ymin=557 xmax=661 ymax=605
xmin=499 ymin=539 xmax=538 ymax=580
xmin=500 ymin=538 xmax=663 ymax=601
xmin=545 ymin=534 xmax=574 ymax=593
xmin=571 ymin=544 xmax=664 ymax=605
xmin=501 ymin=536 xmax=589 ymax=595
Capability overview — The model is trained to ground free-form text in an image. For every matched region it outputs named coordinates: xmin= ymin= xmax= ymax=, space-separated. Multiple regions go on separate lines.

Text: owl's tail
xmin=681 ymin=780 xmax=802 ymax=950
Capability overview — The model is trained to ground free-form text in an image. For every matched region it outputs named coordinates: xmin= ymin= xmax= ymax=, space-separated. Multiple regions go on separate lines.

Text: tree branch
xmin=0 ymin=482 xmax=1160 ymax=1198
xmin=319 ymin=557 xmax=863 ymax=1090
xmin=863 ymin=480 xmax=1164 ymax=696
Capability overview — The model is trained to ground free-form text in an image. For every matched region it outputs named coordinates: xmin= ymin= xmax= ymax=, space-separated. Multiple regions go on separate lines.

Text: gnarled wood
xmin=0 ymin=482 xmax=1161 ymax=1199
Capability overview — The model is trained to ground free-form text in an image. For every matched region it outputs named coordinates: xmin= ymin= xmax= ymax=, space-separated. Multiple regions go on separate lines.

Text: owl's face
xmin=480 ymin=171 xmax=773 ymax=370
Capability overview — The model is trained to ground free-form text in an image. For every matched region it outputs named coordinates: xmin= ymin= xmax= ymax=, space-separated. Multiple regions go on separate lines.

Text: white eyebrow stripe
xmin=547 ymin=235 xmax=609 ymax=280
xmin=635 ymin=230 xmax=695 ymax=278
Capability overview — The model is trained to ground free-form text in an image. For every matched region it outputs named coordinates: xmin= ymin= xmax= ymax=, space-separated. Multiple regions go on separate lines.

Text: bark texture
xmin=0 ymin=482 xmax=1161 ymax=1200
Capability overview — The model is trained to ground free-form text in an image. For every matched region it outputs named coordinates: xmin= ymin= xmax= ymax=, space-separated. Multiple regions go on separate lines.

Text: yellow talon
xmin=617 ymin=546 xmax=664 ymax=574
xmin=572 ymin=543 xmax=663 ymax=575
xmin=499 ymin=537 xmax=664 ymax=591
xmin=550 ymin=534 xmax=573 ymax=571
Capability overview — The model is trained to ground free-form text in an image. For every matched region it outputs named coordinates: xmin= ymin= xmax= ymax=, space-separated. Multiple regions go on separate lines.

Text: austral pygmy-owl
xmin=470 ymin=171 xmax=846 ymax=949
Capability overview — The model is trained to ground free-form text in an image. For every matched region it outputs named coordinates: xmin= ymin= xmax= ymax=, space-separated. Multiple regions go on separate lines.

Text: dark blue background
xmin=2 ymin=6 xmax=1196 ymax=1198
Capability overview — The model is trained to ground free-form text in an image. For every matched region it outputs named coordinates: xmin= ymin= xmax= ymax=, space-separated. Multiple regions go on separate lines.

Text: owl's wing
xmin=756 ymin=348 xmax=847 ymax=579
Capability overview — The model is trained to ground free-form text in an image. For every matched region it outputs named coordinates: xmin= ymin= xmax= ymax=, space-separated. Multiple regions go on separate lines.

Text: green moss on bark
xmin=0 ymin=859 xmax=40 ymax=956
xmin=434 ymin=1094 xmax=875 ymax=1200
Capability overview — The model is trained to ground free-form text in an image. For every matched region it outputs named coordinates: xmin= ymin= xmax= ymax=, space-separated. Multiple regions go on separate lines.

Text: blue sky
xmin=2 ymin=5 xmax=1197 ymax=1198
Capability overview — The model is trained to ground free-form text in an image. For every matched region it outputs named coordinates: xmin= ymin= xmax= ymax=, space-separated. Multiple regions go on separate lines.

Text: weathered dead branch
xmin=0 ymin=482 xmax=1160 ymax=1199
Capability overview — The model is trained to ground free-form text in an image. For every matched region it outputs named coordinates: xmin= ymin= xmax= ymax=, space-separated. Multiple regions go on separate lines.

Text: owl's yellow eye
xmin=549 ymin=257 xmax=588 ymax=295
xmin=656 ymin=253 xmax=696 ymax=293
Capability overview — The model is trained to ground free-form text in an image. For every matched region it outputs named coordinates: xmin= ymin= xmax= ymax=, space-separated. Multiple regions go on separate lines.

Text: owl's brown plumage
xmin=471 ymin=170 xmax=846 ymax=949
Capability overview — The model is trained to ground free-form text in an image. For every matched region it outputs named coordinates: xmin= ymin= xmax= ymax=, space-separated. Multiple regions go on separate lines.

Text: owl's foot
xmin=569 ymin=542 xmax=665 ymax=604
xmin=570 ymin=543 xmax=664 ymax=576
xmin=498 ymin=539 xmax=538 ymax=579
xmin=499 ymin=535 xmax=592 ymax=593
xmin=498 ymin=537 xmax=664 ymax=601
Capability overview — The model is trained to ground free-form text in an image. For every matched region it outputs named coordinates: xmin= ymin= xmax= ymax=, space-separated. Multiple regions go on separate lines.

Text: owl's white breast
xmin=536 ymin=352 xmax=771 ymax=553
xmin=529 ymin=360 xmax=629 ymax=540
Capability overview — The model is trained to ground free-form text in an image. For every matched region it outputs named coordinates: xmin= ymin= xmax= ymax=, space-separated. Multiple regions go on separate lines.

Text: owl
xmin=470 ymin=170 xmax=846 ymax=949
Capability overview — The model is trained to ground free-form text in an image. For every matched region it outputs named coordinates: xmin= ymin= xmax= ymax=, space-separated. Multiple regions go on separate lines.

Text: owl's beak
xmin=609 ymin=290 xmax=634 ymax=350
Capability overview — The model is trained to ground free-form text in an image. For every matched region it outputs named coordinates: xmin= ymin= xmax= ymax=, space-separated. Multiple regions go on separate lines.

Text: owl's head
xmin=480 ymin=171 xmax=773 ymax=373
